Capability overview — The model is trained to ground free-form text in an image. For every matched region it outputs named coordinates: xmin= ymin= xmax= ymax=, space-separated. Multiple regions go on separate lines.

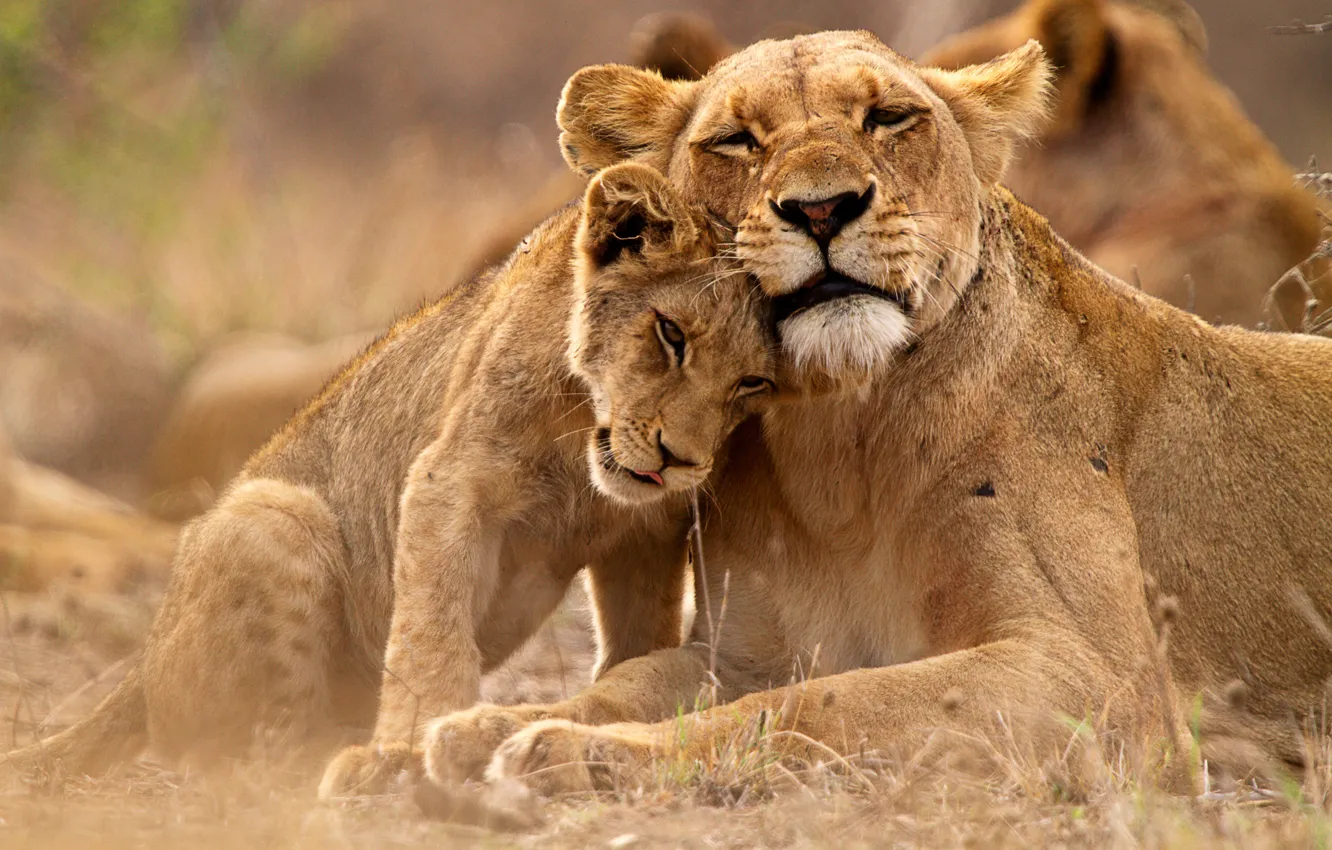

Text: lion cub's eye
xmin=864 ymin=106 xmax=920 ymax=134
xmin=654 ymin=314 xmax=686 ymax=365
xmin=735 ymin=376 xmax=775 ymax=396
xmin=709 ymin=129 xmax=760 ymax=156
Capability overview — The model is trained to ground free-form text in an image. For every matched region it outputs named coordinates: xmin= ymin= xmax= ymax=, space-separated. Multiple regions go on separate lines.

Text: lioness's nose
xmin=770 ymin=184 xmax=875 ymax=247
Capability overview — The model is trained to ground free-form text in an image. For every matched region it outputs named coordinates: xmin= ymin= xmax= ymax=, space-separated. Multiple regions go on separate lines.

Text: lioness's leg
xmin=422 ymin=550 xmax=779 ymax=785
xmin=487 ymin=632 xmax=1190 ymax=795
xmin=141 ymin=479 xmax=351 ymax=766
xmin=421 ymin=643 xmax=716 ymax=786
xmin=320 ymin=440 xmax=521 ymax=796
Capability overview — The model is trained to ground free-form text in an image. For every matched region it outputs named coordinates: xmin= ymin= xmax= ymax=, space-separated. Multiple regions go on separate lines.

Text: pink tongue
xmin=636 ymin=470 xmax=664 ymax=486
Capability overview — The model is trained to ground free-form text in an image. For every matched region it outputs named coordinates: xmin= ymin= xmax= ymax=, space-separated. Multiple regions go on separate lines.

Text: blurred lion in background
xmin=922 ymin=0 xmax=1325 ymax=327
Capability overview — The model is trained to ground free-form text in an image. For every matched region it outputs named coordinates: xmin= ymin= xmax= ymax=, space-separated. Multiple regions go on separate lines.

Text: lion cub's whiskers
xmin=552 ymin=425 xmax=596 ymax=444
xmin=551 ymin=396 xmax=595 ymax=426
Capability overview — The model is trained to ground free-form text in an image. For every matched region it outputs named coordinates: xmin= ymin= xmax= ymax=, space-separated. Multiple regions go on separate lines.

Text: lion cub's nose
xmin=657 ymin=433 xmax=699 ymax=470
xmin=771 ymin=184 xmax=875 ymax=247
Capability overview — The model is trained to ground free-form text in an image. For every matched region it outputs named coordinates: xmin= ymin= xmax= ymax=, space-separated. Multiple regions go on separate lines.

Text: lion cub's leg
xmin=320 ymin=439 xmax=525 ymax=797
xmin=140 ymin=478 xmax=352 ymax=767
xmin=420 ymin=527 xmax=692 ymax=786
xmin=585 ymin=523 xmax=691 ymax=679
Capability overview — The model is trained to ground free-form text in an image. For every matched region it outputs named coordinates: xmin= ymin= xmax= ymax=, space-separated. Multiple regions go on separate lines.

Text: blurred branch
xmin=1270 ymin=16 xmax=1332 ymax=35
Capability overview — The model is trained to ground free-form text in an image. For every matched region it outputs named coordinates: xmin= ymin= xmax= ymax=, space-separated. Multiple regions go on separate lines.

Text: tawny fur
xmin=0 ymin=423 xmax=177 ymax=595
xmin=144 ymin=332 xmax=375 ymax=521
xmin=923 ymin=0 xmax=1325 ymax=326
xmin=0 ymin=458 xmax=178 ymax=594
xmin=2 ymin=165 xmax=775 ymax=792
xmin=0 ymin=260 xmax=172 ymax=501
xmin=419 ymin=31 xmax=1332 ymax=798
xmin=599 ymin=2 xmax=1326 ymax=328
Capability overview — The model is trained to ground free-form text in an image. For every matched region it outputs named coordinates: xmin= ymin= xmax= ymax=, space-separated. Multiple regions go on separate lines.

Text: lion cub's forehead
xmin=697 ymin=32 xmax=931 ymax=130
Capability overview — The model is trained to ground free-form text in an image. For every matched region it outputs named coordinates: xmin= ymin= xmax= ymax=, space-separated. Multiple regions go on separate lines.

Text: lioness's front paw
xmin=422 ymin=704 xmax=556 ymax=786
xmin=317 ymin=741 xmax=417 ymax=798
xmin=485 ymin=720 xmax=653 ymax=796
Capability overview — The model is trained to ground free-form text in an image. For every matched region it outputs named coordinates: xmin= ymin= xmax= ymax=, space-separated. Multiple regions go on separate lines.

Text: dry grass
xmin=6 ymin=600 xmax=1332 ymax=849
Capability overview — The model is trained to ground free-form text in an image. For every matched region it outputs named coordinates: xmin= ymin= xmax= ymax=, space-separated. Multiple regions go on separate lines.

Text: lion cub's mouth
xmin=772 ymin=272 xmax=908 ymax=325
xmin=595 ymin=427 xmax=663 ymax=487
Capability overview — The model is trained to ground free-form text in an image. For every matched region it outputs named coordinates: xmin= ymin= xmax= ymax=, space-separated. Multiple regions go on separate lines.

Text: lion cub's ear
xmin=558 ymin=65 xmax=698 ymax=177
xmin=579 ymin=163 xmax=699 ymax=269
xmin=920 ymin=40 xmax=1055 ymax=185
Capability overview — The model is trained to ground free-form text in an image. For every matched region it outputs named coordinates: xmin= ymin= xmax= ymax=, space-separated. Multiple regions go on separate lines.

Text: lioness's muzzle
xmin=772 ymin=273 xmax=908 ymax=325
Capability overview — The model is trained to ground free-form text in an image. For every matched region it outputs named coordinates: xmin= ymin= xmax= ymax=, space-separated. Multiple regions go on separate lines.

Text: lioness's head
xmin=558 ymin=32 xmax=1052 ymax=381
xmin=570 ymin=162 xmax=775 ymax=505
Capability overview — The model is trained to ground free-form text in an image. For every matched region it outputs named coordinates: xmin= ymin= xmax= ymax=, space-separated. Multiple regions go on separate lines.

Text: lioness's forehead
xmin=698 ymin=30 xmax=927 ymax=124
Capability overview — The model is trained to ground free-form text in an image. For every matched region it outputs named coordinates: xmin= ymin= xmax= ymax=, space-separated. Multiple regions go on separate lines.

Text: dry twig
xmin=689 ymin=490 xmax=730 ymax=707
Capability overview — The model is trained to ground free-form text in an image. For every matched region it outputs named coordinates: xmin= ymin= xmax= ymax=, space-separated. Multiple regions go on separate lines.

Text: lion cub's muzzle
xmin=588 ymin=426 xmax=709 ymax=505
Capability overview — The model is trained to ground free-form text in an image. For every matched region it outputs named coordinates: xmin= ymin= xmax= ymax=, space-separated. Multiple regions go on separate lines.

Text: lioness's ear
xmin=629 ymin=12 xmax=733 ymax=81
xmin=558 ymin=65 xmax=697 ymax=177
xmin=580 ymin=163 xmax=698 ymax=267
xmin=921 ymin=40 xmax=1054 ymax=185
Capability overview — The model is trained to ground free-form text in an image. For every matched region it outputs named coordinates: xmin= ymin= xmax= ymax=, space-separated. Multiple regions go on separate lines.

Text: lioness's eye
xmin=864 ymin=106 xmax=919 ymax=134
xmin=655 ymin=314 xmax=686 ymax=365
xmin=709 ymin=129 xmax=760 ymax=155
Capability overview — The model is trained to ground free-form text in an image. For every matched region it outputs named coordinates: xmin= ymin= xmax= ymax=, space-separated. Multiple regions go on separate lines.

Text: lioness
xmin=616 ymin=3 xmax=1325 ymax=328
xmin=2 ymin=163 xmax=775 ymax=782
xmin=417 ymin=32 xmax=1332 ymax=797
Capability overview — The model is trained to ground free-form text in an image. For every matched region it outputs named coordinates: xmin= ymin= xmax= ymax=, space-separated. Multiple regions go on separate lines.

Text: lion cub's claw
xmin=318 ymin=741 xmax=417 ymax=798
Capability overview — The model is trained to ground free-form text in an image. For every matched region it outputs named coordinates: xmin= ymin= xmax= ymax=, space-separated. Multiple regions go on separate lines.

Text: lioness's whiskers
xmin=904 ymin=210 xmax=966 ymax=221
xmin=916 ymin=230 xmax=981 ymax=263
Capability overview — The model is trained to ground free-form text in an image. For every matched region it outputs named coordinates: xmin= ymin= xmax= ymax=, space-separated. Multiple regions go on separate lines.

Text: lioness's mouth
xmin=772 ymin=272 xmax=908 ymax=324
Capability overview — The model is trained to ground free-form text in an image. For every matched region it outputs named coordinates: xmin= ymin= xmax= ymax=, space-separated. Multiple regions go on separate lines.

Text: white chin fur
xmin=779 ymin=297 xmax=912 ymax=375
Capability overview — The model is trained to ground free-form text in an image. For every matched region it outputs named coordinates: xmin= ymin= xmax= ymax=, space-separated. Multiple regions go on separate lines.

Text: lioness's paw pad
xmin=317 ymin=741 xmax=416 ymax=799
xmin=422 ymin=705 xmax=554 ymax=786
xmin=484 ymin=720 xmax=606 ymax=795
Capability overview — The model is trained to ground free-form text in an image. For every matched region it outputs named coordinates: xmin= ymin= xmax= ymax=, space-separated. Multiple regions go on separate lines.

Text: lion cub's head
xmin=569 ymin=162 xmax=775 ymax=505
xmin=558 ymin=32 xmax=1052 ymax=383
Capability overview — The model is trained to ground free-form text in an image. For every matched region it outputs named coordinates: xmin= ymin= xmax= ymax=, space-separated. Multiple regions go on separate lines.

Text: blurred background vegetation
xmin=1 ymin=0 xmax=1327 ymax=368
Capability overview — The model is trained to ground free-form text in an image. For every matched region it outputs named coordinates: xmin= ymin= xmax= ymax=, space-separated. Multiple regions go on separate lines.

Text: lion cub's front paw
xmin=422 ymin=704 xmax=555 ymax=786
xmin=486 ymin=720 xmax=653 ymax=796
xmin=317 ymin=741 xmax=417 ymax=798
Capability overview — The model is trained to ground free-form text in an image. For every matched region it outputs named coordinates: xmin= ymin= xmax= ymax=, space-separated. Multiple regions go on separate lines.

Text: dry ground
xmin=4 ymin=590 xmax=1332 ymax=849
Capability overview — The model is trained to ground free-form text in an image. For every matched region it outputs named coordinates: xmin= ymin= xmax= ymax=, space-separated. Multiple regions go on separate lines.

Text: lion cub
xmin=2 ymin=163 xmax=774 ymax=794
xmin=318 ymin=163 xmax=775 ymax=793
